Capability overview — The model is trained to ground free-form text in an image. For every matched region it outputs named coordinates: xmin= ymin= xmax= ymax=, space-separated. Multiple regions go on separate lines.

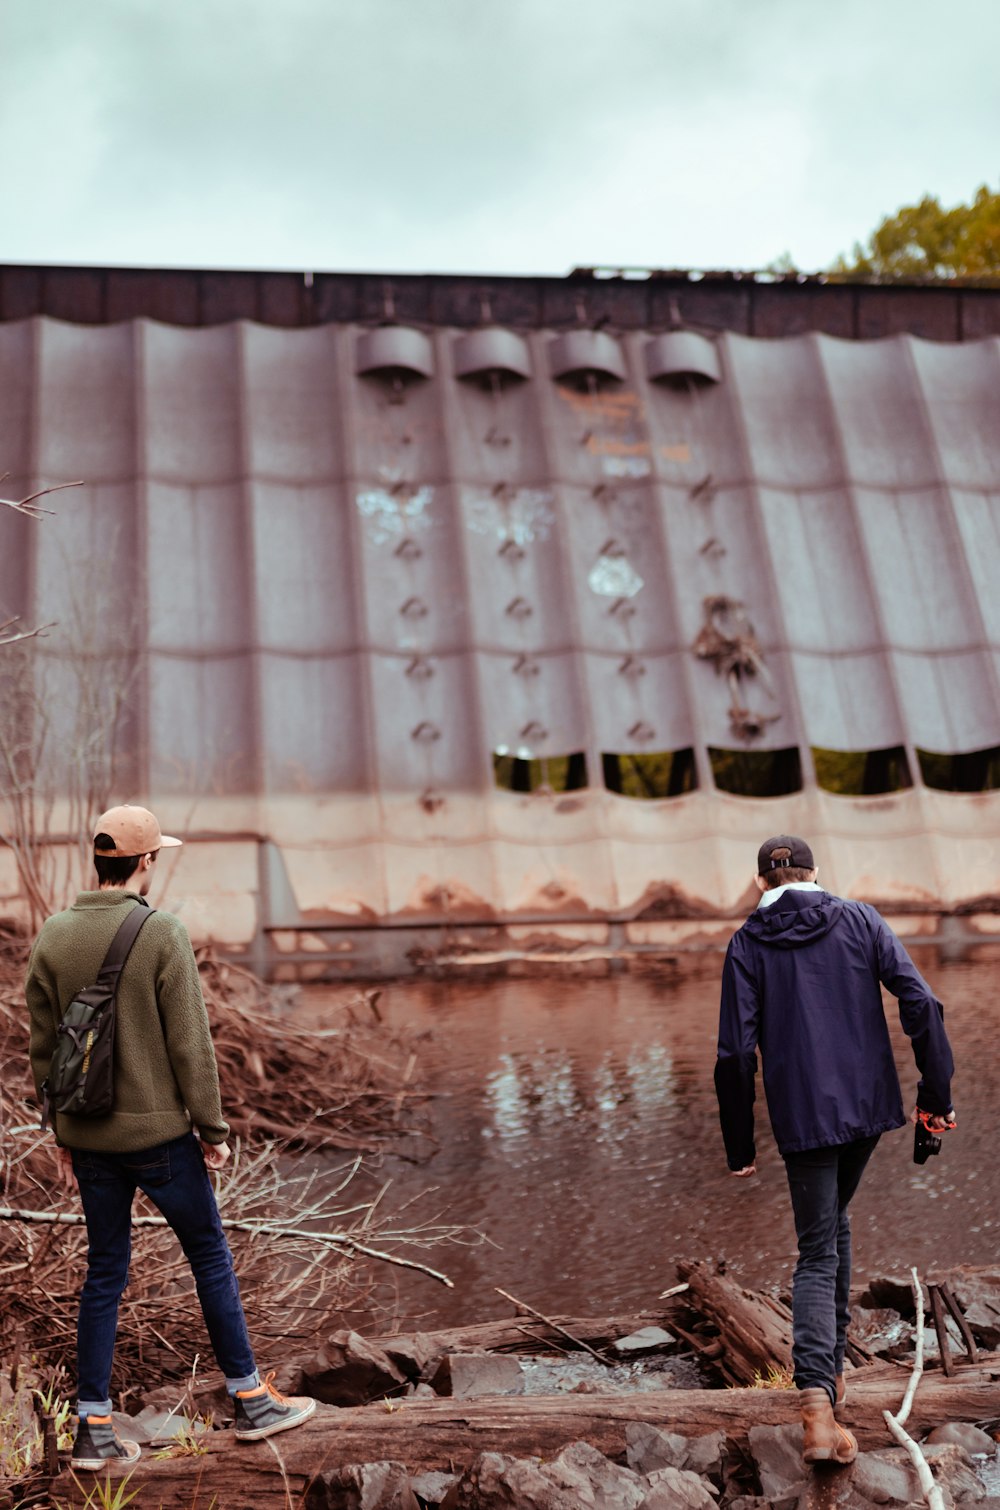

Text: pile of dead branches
xmin=1 ymin=928 xmax=432 ymax=1156
xmin=194 ymin=948 xmax=431 ymax=1155
xmin=0 ymin=926 xmax=464 ymax=1403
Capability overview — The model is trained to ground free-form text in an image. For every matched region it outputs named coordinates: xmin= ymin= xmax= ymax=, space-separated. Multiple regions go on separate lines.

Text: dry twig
xmin=495 ymin=1287 xmax=611 ymax=1365
xmin=0 ymin=474 xmax=83 ymax=519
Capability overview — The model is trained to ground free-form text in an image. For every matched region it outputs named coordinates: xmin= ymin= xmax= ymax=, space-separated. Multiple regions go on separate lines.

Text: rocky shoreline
xmin=29 ymin=1263 xmax=1000 ymax=1509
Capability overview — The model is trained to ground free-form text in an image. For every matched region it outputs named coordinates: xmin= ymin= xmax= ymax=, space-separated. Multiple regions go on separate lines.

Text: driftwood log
xmin=677 ymin=1258 xmax=795 ymax=1384
xmin=677 ymin=1259 xmax=877 ymax=1385
xmin=367 ymin=1306 xmax=684 ymax=1359
xmin=50 ymin=1358 xmax=1000 ymax=1510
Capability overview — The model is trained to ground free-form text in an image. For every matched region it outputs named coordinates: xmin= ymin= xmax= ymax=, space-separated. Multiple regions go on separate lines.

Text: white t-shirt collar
xmin=757 ymin=880 xmax=824 ymax=909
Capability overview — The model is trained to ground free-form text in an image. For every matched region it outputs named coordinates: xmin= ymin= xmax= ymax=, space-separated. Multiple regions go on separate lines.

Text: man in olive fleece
xmin=26 ymin=805 xmax=315 ymax=1470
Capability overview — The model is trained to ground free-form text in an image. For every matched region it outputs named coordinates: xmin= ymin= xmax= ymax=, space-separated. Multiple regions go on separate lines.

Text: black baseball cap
xmin=757 ymin=835 xmax=815 ymax=875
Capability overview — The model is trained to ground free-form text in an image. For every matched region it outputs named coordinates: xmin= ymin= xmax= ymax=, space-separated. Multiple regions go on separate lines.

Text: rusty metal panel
xmin=140 ymin=322 xmax=242 ymax=483
xmin=751 ymin=283 xmax=856 ymax=339
xmin=255 ymin=273 xmax=309 ymax=329
xmin=107 ymin=268 xmax=201 ymax=326
xmin=542 ymin=278 xmax=651 ymax=331
xmin=5 ymin=307 xmax=1000 ymax=934
xmin=909 ymin=336 xmax=1000 ymax=489
xmin=791 ymin=652 xmax=904 ymax=751
xmin=725 ymin=332 xmax=844 ymax=490
xmin=33 ymin=319 xmax=135 ymax=483
xmin=260 ymin=653 xmax=368 ymax=792
xmin=0 ymin=266 xmax=44 ymax=320
xmin=959 ymin=291 xmax=1000 ymax=339
xmin=310 ymin=274 xmax=364 ymax=324
xmin=856 ymin=286 xmax=960 ymax=341
xmin=199 ymin=272 xmax=260 ymax=325
xmin=818 ymin=335 xmax=934 ymax=487
xmin=0 ymin=321 xmax=36 ymax=620
xmin=949 ymin=490 xmax=1000 ymax=643
xmin=649 ymin=278 xmax=752 ymax=334
xmin=148 ymin=653 xmax=257 ymax=793
xmin=39 ymin=268 xmax=105 ymax=324
xmin=893 ymin=649 xmax=1000 ymax=751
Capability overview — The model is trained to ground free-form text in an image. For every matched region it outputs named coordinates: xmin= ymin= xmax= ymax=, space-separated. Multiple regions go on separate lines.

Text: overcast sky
xmin=3 ymin=0 xmax=997 ymax=277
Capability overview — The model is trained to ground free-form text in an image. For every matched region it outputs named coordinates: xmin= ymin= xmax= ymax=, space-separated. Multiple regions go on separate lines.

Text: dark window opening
xmin=709 ymin=746 xmax=802 ymax=798
xmin=917 ymin=745 xmax=1000 ymax=792
xmin=603 ymin=749 xmax=697 ymax=799
xmin=493 ymin=751 xmax=589 ymax=793
xmin=813 ymin=746 xmax=912 ymax=795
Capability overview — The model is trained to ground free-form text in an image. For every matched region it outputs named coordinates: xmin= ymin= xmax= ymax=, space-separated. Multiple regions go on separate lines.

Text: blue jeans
xmin=783 ymin=1135 xmax=879 ymax=1403
xmin=71 ymin=1132 xmax=257 ymax=1417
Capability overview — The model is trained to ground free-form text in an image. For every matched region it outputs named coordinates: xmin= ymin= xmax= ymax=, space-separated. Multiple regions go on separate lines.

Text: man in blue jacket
xmin=715 ymin=836 xmax=955 ymax=1466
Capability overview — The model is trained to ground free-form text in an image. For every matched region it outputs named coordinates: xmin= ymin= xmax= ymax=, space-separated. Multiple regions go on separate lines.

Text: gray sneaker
xmin=70 ymin=1415 xmax=142 ymax=1470
xmin=234 ymin=1373 xmax=316 ymax=1441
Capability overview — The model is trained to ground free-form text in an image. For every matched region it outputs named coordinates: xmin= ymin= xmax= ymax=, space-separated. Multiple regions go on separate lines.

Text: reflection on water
xmin=305 ymin=946 xmax=996 ymax=1329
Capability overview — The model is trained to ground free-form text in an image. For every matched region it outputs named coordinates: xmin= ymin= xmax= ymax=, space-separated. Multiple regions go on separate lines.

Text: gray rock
xmin=640 ymin=1466 xmax=718 ymax=1508
xmin=847 ymin=1442 xmax=984 ymax=1507
xmin=626 ymin=1422 xmax=726 ymax=1481
xmin=410 ymin=1469 xmax=459 ymax=1507
xmin=747 ymin=1422 xmax=807 ymax=1501
xmin=127 ymin=1406 xmax=211 ymax=1444
xmin=110 ymin=1410 xmax=153 ymax=1446
xmin=924 ymin=1442 xmax=985 ymax=1503
xmin=614 ymin=1327 xmax=676 ymax=1354
xmin=301 ymin=1329 xmax=408 ymax=1408
xmin=788 ymin=1480 xmax=884 ymax=1510
xmin=684 ymin=1431 xmax=728 ymax=1479
xmin=381 ymin=1332 xmax=442 ymax=1382
xmin=440 ymin=1441 xmax=647 ymax=1509
xmin=926 ymin=1423 xmax=996 ymax=1456
xmin=429 ymin=1351 xmax=524 ymax=1399
xmin=626 ymin=1422 xmax=690 ymax=1474
xmin=305 ymin=1460 xmax=419 ymax=1510
xmin=851 ymin=1448 xmax=932 ymax=1505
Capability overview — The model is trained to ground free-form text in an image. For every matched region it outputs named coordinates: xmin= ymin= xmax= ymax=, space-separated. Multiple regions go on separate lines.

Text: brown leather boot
xmin=800 ymin=1387 xmax=858 ymax=1464
xmin=834 ymin=1372 xmax=847 ymax=1412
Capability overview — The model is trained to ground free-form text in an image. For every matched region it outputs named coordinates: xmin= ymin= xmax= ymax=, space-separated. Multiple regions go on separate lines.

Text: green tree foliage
xmin=833 ymin=184 xmax=1000 ymax=283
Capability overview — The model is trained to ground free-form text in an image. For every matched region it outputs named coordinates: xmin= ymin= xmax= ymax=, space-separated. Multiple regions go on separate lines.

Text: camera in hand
xmin=913 ymin=1108 xmax=955 ymax=1165
xmin=913 ymin=1119 xmax=942 ymax=1164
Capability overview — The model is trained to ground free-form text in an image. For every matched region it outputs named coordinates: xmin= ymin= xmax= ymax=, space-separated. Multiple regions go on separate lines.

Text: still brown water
xmin=311 ymin=946 xmax=997 ymax=1329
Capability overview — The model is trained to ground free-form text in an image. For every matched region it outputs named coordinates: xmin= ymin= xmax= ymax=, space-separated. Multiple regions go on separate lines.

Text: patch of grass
xmin=749 ymin=1364 xmax=795 ymax=1390
xmin=67 ymin=1469 xmax=141 ymax=1510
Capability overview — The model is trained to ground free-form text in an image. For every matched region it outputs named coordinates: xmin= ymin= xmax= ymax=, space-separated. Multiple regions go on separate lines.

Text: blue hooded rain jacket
xmin=715 ymin=888 xmax=954 ymax=1170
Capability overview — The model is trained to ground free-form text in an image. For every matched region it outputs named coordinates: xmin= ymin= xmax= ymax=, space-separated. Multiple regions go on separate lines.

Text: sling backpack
xmin=40 ymin=901 xmax=155 ymax=1130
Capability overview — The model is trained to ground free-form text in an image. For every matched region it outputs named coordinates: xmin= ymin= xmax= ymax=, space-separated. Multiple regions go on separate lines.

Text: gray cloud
xmin=2 ymin=0 xmax=998 ymax=274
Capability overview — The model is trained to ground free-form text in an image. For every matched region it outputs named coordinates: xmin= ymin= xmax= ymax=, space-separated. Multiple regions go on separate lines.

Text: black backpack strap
xmin=95 ymin=900 xmax=155 ymax=990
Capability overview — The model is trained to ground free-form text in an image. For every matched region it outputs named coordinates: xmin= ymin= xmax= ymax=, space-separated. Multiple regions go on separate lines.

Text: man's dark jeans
xmin=783 ymin=1135 xmax=879 ymax=1403
xmin=71 ymin=1132 xmax=257 ymax=1417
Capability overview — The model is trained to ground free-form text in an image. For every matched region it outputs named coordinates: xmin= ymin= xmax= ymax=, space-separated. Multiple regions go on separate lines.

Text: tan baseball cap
xmin=93 ymin=805 xmax=182 ymax=858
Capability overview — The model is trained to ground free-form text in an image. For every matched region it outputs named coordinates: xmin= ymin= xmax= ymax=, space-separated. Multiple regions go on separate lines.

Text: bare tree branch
xmin=0 ymin=474 xmax=83 ymax=520
xmin=882 ymin=1267 xmax=947 ymax=1510
xmin=0 ymin=1204 xmax=456 ymax=1287
xmin=0 ymin=616 xmax=56 ymax=649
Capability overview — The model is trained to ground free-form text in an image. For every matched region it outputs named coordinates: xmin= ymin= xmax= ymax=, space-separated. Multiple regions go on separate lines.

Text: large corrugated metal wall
xmin=1 ymin=299 xmax=999 ymax=949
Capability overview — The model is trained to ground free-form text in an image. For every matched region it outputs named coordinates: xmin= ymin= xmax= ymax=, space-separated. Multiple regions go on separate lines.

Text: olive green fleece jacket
xmin=26 ymin=889 xmax=229 ymax=1152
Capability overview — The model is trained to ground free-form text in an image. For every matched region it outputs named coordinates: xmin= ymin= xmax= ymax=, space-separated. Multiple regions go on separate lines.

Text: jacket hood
xmin=743 ymin=888 xmax=843 ymax=949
